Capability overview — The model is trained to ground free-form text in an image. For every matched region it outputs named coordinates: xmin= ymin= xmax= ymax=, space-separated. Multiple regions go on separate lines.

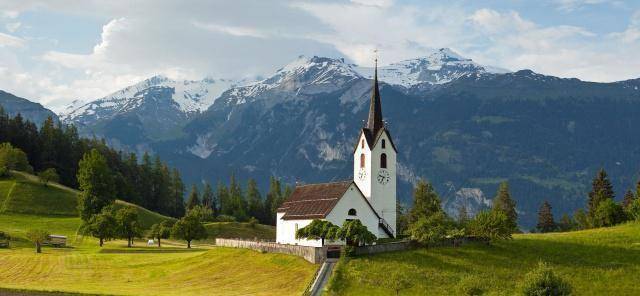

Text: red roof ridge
xmin=295 ymin=180 xmax=352 ymax=187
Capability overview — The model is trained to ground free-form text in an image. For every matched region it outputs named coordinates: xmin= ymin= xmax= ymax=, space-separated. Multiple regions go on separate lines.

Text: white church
xmin=276 ymin=64 xmax=397 ymax=247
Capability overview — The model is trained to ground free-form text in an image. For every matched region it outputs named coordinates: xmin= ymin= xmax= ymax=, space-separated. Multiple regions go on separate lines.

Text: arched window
xmin=382 ymin=139 xmax=386 ymax=149
xmin=361 ymin=139 xmax=364 ymax=149
xmin=348 ymin=209 xmax=357 ymax=216
xmin=380 ymin=153 xmax=387 ymax=168
xmin=360 ymin=153 xmax=365 ymax=168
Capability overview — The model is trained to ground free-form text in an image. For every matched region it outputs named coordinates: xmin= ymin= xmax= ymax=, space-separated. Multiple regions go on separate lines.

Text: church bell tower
xmin=352 ymin=57 xmax=397 ymax=236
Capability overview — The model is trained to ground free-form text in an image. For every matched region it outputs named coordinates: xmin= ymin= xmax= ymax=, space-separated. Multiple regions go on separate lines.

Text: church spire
xmin=366 ymin=53 xmax=384 ymax=136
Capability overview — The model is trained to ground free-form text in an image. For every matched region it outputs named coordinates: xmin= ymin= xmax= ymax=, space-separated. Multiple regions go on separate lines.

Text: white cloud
xmin=0 ymin=32 xmax=24 ymax=47
xmin=0 ymin=0 xmax=640 ymax=111
xmin=5 ymin=22 xmax=21 ymax=32
xmin=192 ymin=21 xmax=268 ymax=38
xmin=554 ymin=0 xmax=619 ymax=12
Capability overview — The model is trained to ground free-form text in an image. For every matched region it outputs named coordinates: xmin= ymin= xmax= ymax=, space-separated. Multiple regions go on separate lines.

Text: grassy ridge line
xmin=329 ymin=222 xmax=640 ymax=295
xmin=0 ymin=287 xmax=108 ymax=296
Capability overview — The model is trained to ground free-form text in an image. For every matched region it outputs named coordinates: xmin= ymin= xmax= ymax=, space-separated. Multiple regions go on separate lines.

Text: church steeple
xmin=366 ymin=56 xmax=384 ymax=136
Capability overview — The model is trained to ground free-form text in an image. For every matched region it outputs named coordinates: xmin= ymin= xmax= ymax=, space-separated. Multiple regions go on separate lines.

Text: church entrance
xmin=326 ymin=245 xmax=341 ymax=259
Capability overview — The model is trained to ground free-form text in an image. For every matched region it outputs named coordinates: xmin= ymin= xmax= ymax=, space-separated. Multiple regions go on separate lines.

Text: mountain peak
xmin=356 ymin=48 xmax=507 ymax=87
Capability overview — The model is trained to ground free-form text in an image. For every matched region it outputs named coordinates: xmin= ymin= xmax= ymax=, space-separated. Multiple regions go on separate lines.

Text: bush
xmin=216 ymin=215 xmax=236 ymax=222
xmin=37 ymin=168 xmax=59 ymax=186
xmin=593 ymin=199 xmax=625 ymax=227
xmin=520 ymin=262 xmax=572 ymax=296
xmin=467 ymin=210 xmax=512 ymax=242
xmin=0 ymin=143 xmax=33 ymax=173
xmin=456 ymin=276 xmax=485 ymax=295
xmin=248 ymin=217 xmax=259 ymax=228
xmin=626 ymin=198 xmax=640 ymax=221
xmin=408 ymin=211 xmax=452 ymax=245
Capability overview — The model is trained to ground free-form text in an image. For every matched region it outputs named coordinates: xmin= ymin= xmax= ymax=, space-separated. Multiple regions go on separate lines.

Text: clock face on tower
xmin=377 ymin=169 xmax=390 ymax=185
xmin=358 ymin=168 xmax=367 ymax=180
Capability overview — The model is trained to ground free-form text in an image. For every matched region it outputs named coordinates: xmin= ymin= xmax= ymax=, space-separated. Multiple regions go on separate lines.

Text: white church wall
xmin=353 ymin=133 xmax=372 ymax=198
xmin=275 ymin=213 xmax=324 ymax=247
xmin=325 ymin=184 xmax=390 ymax=239
xmin=368 ymin=132 xmax=397 ymax=234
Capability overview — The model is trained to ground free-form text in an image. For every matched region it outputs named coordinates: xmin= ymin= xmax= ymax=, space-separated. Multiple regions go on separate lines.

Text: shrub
xmin=408 ymin=211 xmax=452 ymax=245
xmin=593 ymin=199 xmax=625 ymax=227
xmin=467 ymin=210 xmax=512 ymax=242
xmin=248 ymin=217 xmax=259 ymax=228
xmin=625 ymin=198 xmax=640 ymax=221
xmin=520 ymin=262 xmax=572 ymax=296
xmin=0 ymin=143 xmax=32 ymax=173
xmin=37 ymin=168 xmax=59 ymax=186
xmin=216 ymin=215 xmax=236 ymax=222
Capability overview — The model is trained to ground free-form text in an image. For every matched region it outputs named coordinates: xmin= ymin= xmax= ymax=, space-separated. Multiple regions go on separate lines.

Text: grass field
xmin=0 ymin=171 xmax=305 ymax=295
xmin=328 ymin=222 xmax=640 ymax=295
xmin=0 ymin=240 xmax=315 ymax=296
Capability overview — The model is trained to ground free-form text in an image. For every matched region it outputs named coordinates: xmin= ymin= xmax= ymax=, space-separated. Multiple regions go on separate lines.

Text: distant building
xmin=276 ymin=62 xmax=397 ymax=247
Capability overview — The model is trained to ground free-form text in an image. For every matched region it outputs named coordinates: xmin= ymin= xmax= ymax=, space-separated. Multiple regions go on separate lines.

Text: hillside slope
xmin=0 ymin=171 xmax=174 ymax=228
xmin=329 ymin=222 xmax=640 ymax=295
xmin=0 ymin=90 xmax=58 ymax=127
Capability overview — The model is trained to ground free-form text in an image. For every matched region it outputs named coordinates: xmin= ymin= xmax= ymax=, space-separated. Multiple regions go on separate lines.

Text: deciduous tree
xmin=296 ymin=219 xmax=339 ymax=246
xmin=26 ymin=229 xmax=49 ymax=253
xmin=467 ymin=210 xmax=511 ymax=242
xmin=84 ymin=207 xmax=117 ymax=247
xmin=77 ymin=149 xmax=115 ymax=221
xmin=149 ymin=221 xmax=172 ymax=247
xmin=38 ymin=168 xmax=59 ymax=186
xmin=115 ymin=206 xmax=142 ymax=247
xmin=171 ymin=211 xmax=208 ymax=248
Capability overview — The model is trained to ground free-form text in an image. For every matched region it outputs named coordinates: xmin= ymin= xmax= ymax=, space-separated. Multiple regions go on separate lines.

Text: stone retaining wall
xmin=355 ymin=240 xmax=413 ymax=255
xmin=215 ymin=238 xmax=326 ymax=264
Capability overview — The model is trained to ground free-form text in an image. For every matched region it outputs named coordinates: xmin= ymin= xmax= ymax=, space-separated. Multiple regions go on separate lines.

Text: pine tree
xmin=558 ymin=213 xmax=573 ymax=232
xmin=636 ymin=179 xmax=640 ymax=199
xmin=623 ymin=190 xmax=635 ymax=209
xmin=216 ymin=181 xmax=230 ymax=216
xmin=229 ymin=174 xmax=247 ymax=221
xmin=246 ymin=179 xmax=263 ymax=222
xmin=587 ymin=168 xmax=615 ymax=217
xmin=536 ymin=201 xmax=555 ymax=233
xmin=201 ymin=182 xmax=214 ymax=212
xmin=408 ymin=179 xmax=443 ymax=223
xmin=492 ymin=182 xmax=518 ymax=232
xmin=170 ymin=168 xmax=185 ymax=218
xmin=186 ymin=184 xmax=201 ymax=210
xmin=77 ymin=149 xmax=115 ymax=221
xmin=264 ymin=176 xmax=282 ymax=225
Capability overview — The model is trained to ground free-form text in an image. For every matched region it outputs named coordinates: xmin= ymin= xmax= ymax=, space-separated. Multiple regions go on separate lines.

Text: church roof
xmin=277 ymin=181 xmax=352 ymax=220
xmin=366 ymin=61 xmax=384 ymax=137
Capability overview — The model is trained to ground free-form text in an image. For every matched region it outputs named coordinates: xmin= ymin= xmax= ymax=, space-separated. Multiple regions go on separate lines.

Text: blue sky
xmin=1 ymin=0 xmax=639 ymax=110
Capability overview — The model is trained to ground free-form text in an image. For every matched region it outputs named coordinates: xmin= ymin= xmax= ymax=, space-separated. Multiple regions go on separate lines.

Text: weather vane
xmin=373 ymin=48 xmax=378 ymax=66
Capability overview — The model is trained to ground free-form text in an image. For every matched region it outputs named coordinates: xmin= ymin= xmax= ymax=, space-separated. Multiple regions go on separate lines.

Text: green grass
xmin=0 ymin=172 xmax=174 ymax=229
xmin=328 ymin=222 xmax=640 ymax=295
xmin=203 ymin=222 xmax=275 ymax=242
xmin=0 ymin=173 xmax=78 ymax=216
xmin=0 ymin=213 xmax=314 ymax=295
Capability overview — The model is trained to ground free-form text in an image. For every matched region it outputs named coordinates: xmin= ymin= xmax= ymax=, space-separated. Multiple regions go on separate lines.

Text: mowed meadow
xmin=0 ymin=172 xmax=315 ymax=296
xmin=328 ymin=222 xmax=640 ymax=295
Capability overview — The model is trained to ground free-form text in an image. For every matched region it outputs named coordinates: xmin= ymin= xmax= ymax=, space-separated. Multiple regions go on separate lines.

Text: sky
xmin=1 ymin=0 xmax=639 ymax=111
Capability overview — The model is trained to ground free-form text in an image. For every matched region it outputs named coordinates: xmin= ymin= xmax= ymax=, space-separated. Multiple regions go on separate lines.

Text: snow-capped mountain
xmin=357 ymin=48 xmax=509 ymax=87
xmin=218 ymin=55 xmax=362 ymax=106
xmin=61 ymin=75 xmax=246 ymax=123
